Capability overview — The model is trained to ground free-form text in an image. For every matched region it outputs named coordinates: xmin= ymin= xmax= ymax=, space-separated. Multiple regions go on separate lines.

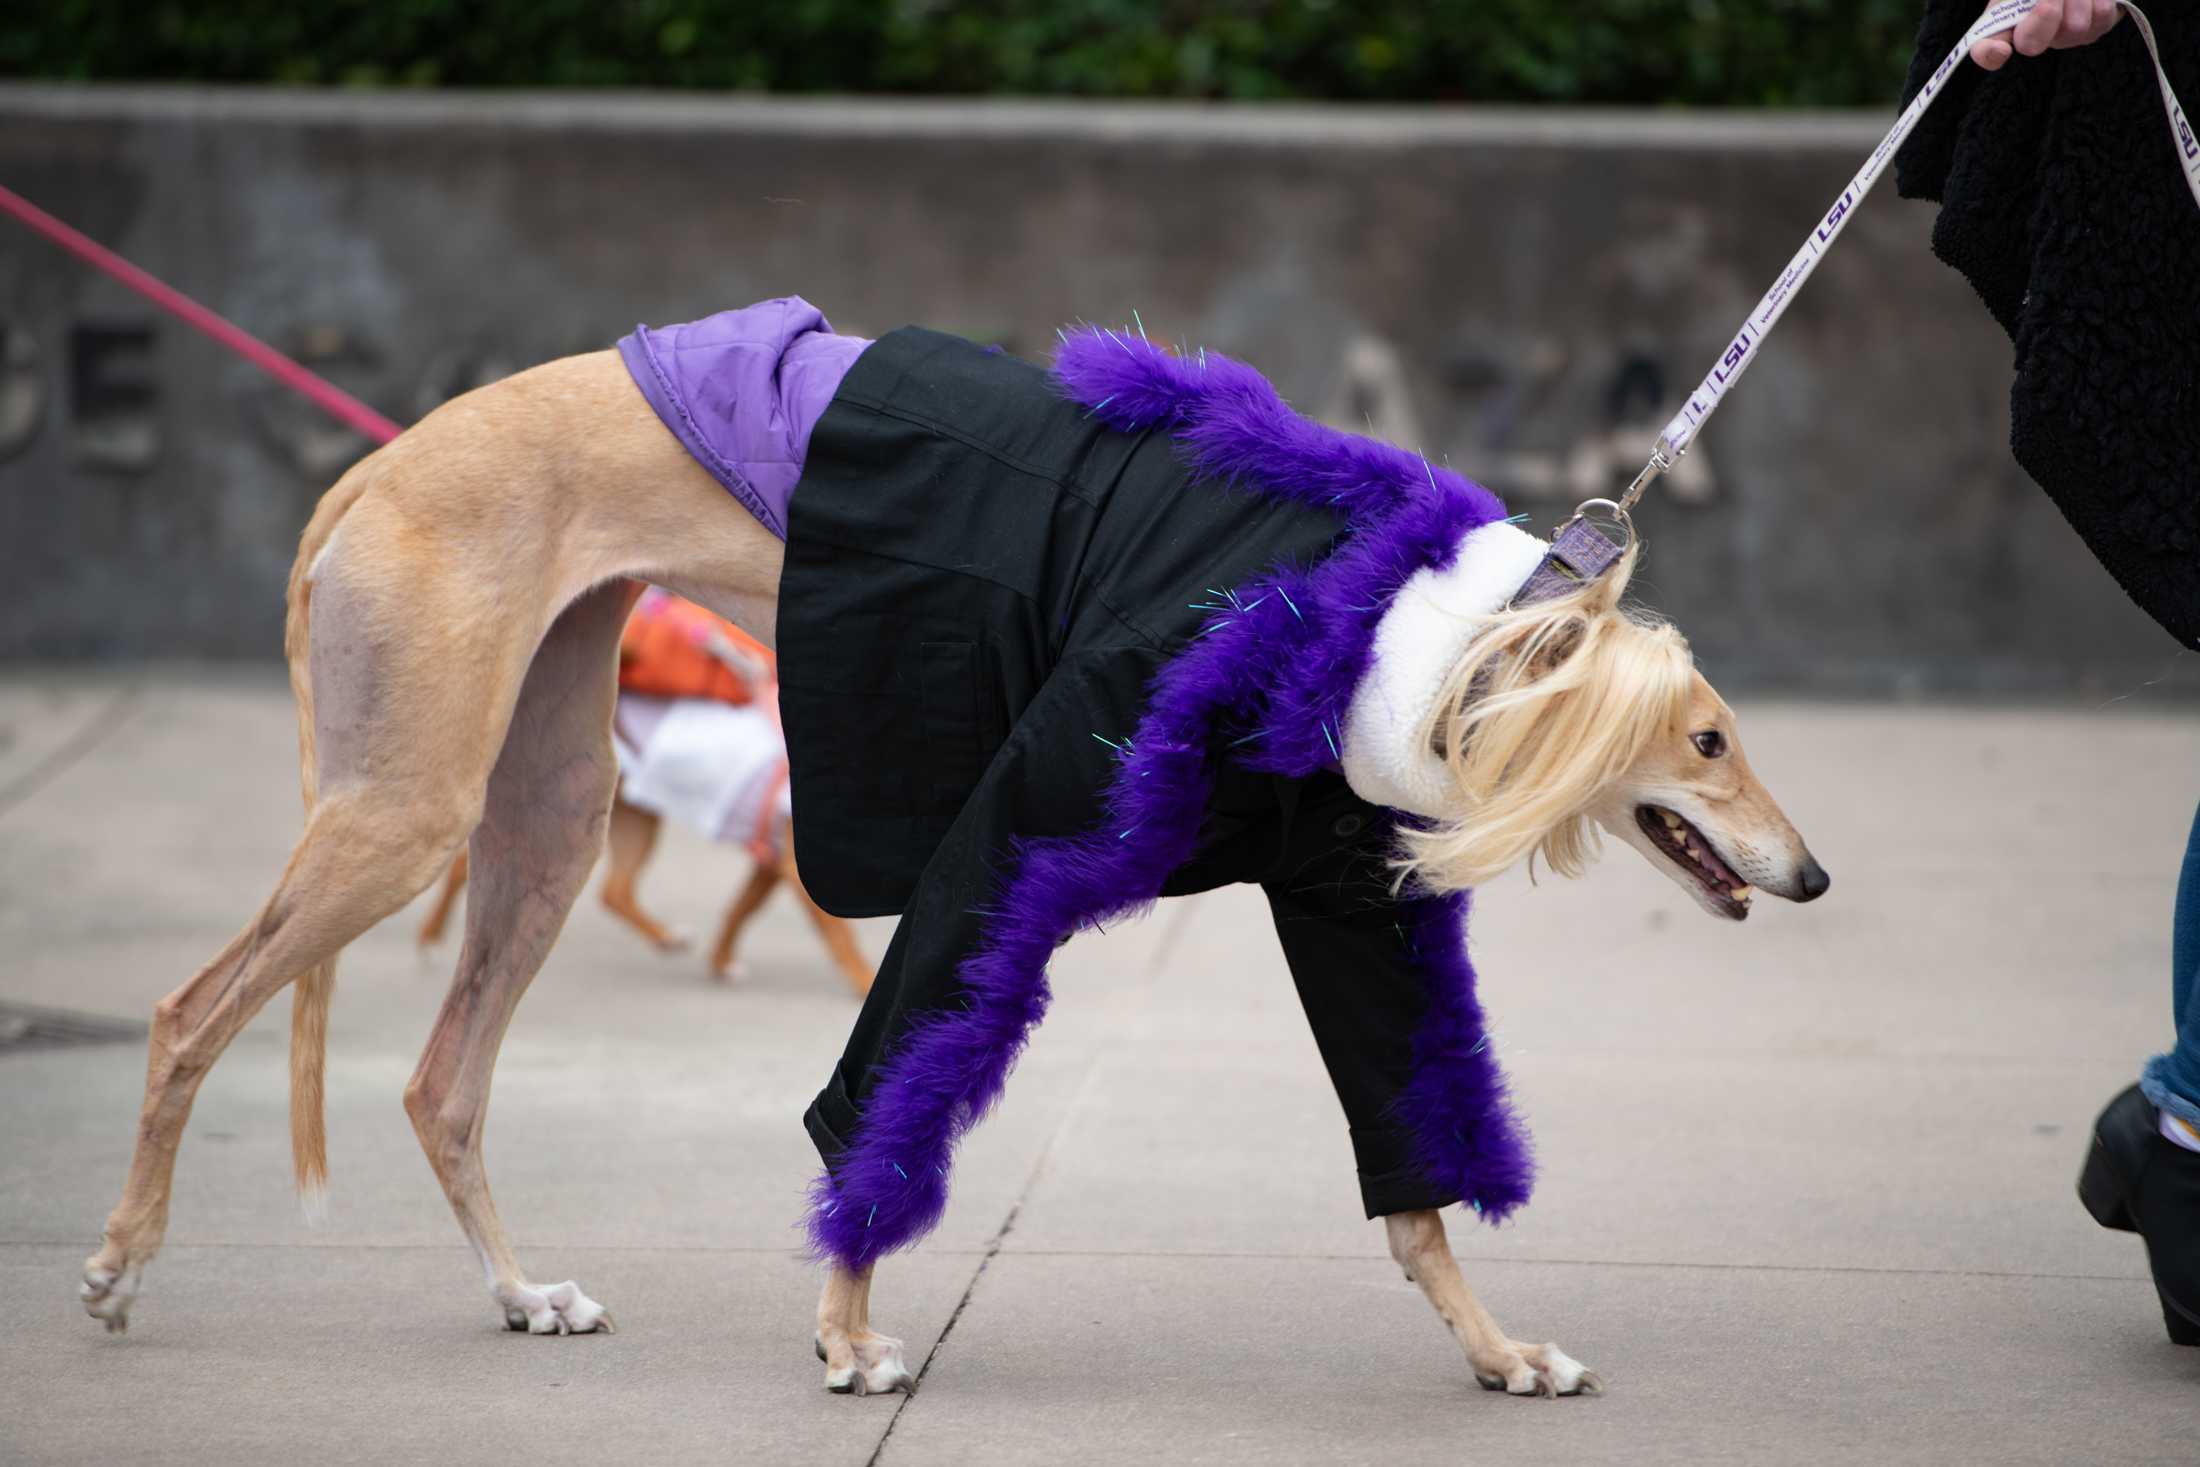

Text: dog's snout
xmin=1795 ymin=857 xmax=1831 ymax=902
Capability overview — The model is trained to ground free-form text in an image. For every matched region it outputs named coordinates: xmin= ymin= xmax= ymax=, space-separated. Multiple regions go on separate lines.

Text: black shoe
xmin=2077 ymin=1083 xmax=2200 ymax=1346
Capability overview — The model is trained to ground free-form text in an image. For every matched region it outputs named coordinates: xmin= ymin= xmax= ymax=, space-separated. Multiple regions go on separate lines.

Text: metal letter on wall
xmin=1317 ymin=334 xmax=1427 ymax=455
xmin=69 ymin=320 xmax=158 ymax=472
xmin=1441 ymin=335 xmax=1715 ymax=507
xmin=0 ymin=319 xmax=44 ymax=463
xmin=412 ymin=345 xmax=521 ymax=422
xmin=1309 ymin=328 xmax=1716 ymax=510
xmin=251 ymin=323 xmax=385 ymax=481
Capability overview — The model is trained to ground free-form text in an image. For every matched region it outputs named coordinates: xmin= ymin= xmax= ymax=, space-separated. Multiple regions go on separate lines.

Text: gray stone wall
xmin=1 ymin=85 xmax=2189 ymax=697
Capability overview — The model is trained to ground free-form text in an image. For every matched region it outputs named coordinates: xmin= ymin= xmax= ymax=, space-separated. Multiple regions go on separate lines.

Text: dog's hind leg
xmin=403 ymin=579 xmax=639 ymax=1335
xmin=1385 ymin=1210 xmax=1601 ymax=1397
xmin=80 ymin=501 xmax=548 ymax=1332
xmin=80 ymin=743 xmax=485 ymax=1332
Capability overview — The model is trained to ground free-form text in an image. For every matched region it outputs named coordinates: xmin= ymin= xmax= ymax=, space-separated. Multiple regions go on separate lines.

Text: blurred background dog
xmin=416 ymin=589 xmax=871 ymax=995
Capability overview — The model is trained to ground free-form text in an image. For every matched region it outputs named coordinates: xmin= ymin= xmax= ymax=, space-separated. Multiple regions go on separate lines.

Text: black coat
xmin=775 ymin=327 xmax=1493 ymax=1222
xmin=1896 ymin=3 xmax=2200 ymax=647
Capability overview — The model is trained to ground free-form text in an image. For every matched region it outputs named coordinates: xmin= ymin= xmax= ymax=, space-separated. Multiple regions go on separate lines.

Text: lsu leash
xmin=1621 ymin=0 xmax=2200 ymax=518
xmin=1524 ymin=0 xmax=2200 ymax=603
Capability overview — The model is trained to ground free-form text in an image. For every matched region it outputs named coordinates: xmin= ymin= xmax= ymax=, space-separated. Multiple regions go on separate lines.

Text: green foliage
xmin=4 ymin=2 xmax=1929 ymax=106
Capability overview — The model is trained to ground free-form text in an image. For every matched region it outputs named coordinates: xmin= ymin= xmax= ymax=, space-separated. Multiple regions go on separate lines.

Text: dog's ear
xmin=1434 ymin=616 xmax=1584 ymax=764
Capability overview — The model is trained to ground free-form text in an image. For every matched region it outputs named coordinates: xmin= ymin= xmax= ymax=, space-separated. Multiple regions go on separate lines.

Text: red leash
xmin=0 ymin=180 xmax=404 ymax=446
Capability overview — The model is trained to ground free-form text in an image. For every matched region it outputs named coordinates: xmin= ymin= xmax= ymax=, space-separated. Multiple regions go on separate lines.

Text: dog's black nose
xmin=1796 ymin=858 xmax=1831 ymax=902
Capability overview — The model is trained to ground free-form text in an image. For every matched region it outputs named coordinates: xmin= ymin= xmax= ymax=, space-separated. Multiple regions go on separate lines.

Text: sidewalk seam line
xmin=866 ymin=1034 xmax=1115 ymax=1466
xmin=0 ymin=681 xmax=145 ymax=822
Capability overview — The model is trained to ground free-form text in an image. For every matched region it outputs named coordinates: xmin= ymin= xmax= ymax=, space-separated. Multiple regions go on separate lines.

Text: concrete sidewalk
xmin=1 ymin=669 xmax=2194 ymax=1465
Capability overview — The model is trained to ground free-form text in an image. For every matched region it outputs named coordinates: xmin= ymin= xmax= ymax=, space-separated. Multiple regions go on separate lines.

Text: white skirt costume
xmin=611 ymin=588 xmax=793 ymax=859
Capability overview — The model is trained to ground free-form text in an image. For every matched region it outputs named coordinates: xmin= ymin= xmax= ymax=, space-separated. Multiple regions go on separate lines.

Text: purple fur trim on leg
xmin=1391 ymin=891 xmax=1534 ymax=1220
xmin=804 ymin=326 xmax=1534 ymax=1267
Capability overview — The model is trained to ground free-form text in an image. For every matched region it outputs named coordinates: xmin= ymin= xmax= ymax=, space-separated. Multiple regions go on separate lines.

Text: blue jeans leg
xmin=2139 ymin=797 xmax=2200 ymax=1126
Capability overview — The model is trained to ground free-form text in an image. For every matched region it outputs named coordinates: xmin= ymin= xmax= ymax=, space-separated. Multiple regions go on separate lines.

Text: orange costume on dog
xmin=617 ymin=590 xmax=771 ymax=706
xmin=613 ymin=589 xmax=791 ymax=861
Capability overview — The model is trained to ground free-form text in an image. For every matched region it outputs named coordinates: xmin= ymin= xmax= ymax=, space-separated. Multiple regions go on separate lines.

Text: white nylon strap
xmin=1631 ymin=0 xmax=2200 ymax=501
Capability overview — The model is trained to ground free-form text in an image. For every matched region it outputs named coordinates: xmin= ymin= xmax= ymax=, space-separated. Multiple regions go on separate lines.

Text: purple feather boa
xmin=803 ymin=327 xmax=1535 ymax=1269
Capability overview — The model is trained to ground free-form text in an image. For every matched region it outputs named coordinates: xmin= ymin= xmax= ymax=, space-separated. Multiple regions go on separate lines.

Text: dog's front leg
xmin=815 ymin=1263 xmax=914 ymax=1396
xmin=1385 ymin=1209 xmax=1601 ymax=1397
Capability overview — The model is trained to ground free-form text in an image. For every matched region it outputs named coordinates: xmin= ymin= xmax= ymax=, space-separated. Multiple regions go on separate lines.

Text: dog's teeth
xmin=1730 ymin=885 xmax=1752 ymax=900
xmin=1660 ymin=811 xmax=1683 ymax=829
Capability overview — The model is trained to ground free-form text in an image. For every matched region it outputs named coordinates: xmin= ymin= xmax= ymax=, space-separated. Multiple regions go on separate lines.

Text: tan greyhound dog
xmin=80 ymin=345 xmax=1818 ymax=1400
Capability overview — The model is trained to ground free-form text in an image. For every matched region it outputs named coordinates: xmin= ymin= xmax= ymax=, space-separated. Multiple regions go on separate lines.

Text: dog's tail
xmin=282 ymin=465 xmax=375 ymax=1215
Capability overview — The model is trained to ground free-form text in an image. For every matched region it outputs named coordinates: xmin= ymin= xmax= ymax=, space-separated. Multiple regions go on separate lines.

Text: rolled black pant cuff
xmin=1357 ymin=1162 xmax=1454 ymax=1219
xmin=805 ymin=1069 xmax=861 ymax=1167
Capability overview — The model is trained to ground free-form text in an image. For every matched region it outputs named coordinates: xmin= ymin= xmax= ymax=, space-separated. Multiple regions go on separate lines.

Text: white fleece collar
xmin=1339 ymin=521 xmax=1548 ymax=818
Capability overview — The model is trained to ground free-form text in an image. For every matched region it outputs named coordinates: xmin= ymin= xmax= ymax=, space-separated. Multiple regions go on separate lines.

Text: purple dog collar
xmin=1513 ymin=508 xmax=1628 ymax=606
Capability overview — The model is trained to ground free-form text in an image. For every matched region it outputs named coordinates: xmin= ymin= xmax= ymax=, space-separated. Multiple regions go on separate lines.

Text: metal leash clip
xmin=1618 ymin=438 xmax=1680 ymax=514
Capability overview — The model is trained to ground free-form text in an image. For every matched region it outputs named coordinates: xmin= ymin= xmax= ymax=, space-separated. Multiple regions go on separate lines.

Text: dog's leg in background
xmin=781 ymin=822 xmax=872 ymax=995
xmin=599 ymin=792 xmax=689 ymax=952
xmin=416 ymin=849 xmax=469 ymax=950
xmin=707 ymin=859 xmax=780 ymax=981
xmin=403 ymin=579 xmax=639 ymax=1335
xmin=708 ymin=817 xmax=871 ymax=992
xmin=1385 ymin=1209 xmax=1601 ymax=1397
xmin=816 ymin=1263 xmax=914 ymax=1394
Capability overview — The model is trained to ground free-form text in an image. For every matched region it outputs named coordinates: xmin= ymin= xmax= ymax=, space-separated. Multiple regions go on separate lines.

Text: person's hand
xmin=1971 ymin=0 xmax=2122 ymax=70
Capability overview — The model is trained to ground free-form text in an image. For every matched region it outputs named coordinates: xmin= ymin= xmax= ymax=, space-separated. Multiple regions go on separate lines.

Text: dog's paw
xmin=80 ymin=1262 xmax=141 ymax=1334
xmin=821 ymin=1330 xmax=914 ymax=1396
xmin=498 ymin=1279 xmax=615 ymax=1336
xmin=1530 ymin=1342 xmax=1601 ymax=1396
xmin=1474 ymin=1341 xmax=1601 ymax=1398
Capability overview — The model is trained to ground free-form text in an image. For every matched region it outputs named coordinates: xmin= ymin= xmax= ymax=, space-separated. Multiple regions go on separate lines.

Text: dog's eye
xmin=1692 ymin=729 xmax=1726 ymax=758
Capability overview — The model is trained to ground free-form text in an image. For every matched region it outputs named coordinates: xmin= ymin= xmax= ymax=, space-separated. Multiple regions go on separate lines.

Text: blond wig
xmin=1395 ymin=547 xmax=1695 ymax=893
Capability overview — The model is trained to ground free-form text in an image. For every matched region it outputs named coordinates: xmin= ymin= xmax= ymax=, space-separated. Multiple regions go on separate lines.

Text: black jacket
xmin=1896 ymin=2 xmax=2200 ymax=647
xmin=776 ymin=327 xmax=1495 ymax=1220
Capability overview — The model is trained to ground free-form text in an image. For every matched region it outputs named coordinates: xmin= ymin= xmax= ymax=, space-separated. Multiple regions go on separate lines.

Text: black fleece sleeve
xmin=1261 ymin=781 xmax=1464 ymax=1220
